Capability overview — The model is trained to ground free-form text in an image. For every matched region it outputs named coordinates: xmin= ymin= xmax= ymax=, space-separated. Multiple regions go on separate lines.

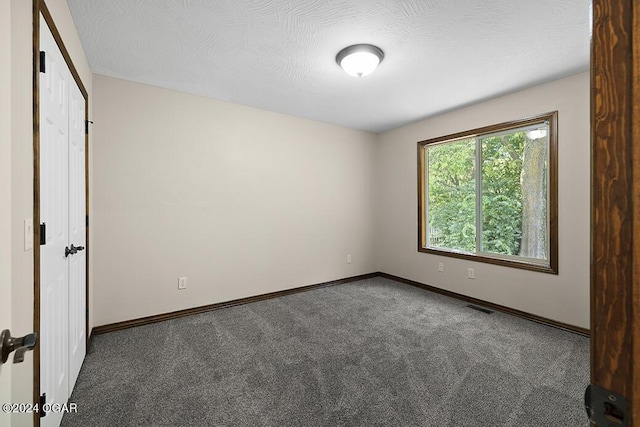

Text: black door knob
xmin=70 ymin=244 xmax=85 ymax=252
xmin=65 ymin=246 xmax=77 ymax=257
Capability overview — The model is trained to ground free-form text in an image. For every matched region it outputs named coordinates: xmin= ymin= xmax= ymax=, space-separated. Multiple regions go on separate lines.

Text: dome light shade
xmin=336 ymin=44 xmax=384 ymax=77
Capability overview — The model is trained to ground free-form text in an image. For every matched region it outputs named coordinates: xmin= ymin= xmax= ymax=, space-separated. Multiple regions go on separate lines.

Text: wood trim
xmin=378 ymin=272 xmax=590 ymax=337
xmin=546 ymin=111 xmax=559 ymax=273
xmin=417 ymin=143 xmax=426 ymax=250
xmin=92 ymin=273 xmax=379 ymax=335
xmin=416 ymin=112 xmax=557 ymax=147
xmin=84 ymin=85 xmax=90 ymax=350
xmin=31 ymin=1 xmax=41 ymax=424
xmin=634 ymin=0 xmax=640 ymax=418
xmin=32 ymin=2 xmax=91 ymax=425
xmin=92 ymin=271 xmax=589 ymax=338
xmin=591 ymin=0 xmax=639 ymax=422
xmin=417 ymin=111 xmax=559 ymax=275
xmin=38 ymin=2 xmax=87 ymax=99
xmin=87 ymin=328 xmax=94 ymax=351
xmin=417 ymin=248 xmax=556 ymax=274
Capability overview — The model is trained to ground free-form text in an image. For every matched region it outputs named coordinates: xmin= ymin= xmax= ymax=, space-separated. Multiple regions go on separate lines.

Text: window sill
xmin=418 ymin=246 xmax=558 ymax=274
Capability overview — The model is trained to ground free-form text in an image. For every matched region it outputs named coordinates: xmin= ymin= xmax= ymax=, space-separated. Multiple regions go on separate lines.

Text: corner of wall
xmin=371 ymin=131 xmax=383 ymax=273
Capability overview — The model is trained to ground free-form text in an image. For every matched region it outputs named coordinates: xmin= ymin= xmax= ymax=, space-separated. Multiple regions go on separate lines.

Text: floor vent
xmin=467 ymin=304 xmax=494 ymax=314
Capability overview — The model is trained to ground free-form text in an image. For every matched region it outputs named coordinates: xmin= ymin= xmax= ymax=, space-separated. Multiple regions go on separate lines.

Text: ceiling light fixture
xmin=336 ymin=44 xmax=384 ymax=77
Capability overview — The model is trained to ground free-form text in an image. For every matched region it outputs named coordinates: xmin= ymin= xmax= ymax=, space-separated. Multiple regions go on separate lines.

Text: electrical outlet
xmin=347 ymin=254 xmax=352 ymax=264
xmin=438 ymin=262 xmax=444 ymax=273
xmin=468 ymin=268 xmax=475 ymax=279
xmin=178 ymin=277 xmax=187 ymax=290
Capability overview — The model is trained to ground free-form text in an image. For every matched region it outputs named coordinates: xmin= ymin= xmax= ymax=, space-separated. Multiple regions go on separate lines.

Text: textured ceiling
xmin=67 ymin=0 xmax=590 ymax=133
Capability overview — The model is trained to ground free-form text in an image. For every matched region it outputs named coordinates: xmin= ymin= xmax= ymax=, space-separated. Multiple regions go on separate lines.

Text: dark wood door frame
xmin=32 ymin=1 xmax=90 ymax=426
xmin=591 ymin=0 xmax=639 ymax=425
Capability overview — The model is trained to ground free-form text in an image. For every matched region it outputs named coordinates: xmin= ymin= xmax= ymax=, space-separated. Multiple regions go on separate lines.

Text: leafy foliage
xmin=427 ymin=131 xmax=545 ymax=258
xmin=427 ymin=138 xmax=476 ymax=252
xmin=480 ymin=133 xmax=525 ymax=255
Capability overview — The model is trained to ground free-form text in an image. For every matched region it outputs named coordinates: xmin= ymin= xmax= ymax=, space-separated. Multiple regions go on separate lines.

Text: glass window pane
xmin=480 ymin=127 xmax=548 ymax=260
xmin=427 ymin=138 xmax=476 ymax=252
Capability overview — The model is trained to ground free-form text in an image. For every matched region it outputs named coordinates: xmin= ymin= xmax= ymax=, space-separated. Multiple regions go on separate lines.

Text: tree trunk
xmin=519 ymin=136 xmax=546 ymax=258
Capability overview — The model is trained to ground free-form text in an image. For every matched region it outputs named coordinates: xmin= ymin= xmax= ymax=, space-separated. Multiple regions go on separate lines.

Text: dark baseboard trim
xmin=87 ymin=328 xmax=94 ymax=350
xmin=378 ymin=272 xmax=590 ymax=337
xmin=92 ymin=272 xmax=378 ymax=335
xmin=92 ymin=271 xmax=589 ymax=338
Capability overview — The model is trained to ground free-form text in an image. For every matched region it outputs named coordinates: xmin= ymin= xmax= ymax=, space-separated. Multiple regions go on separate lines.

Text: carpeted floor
xmin=61 ymin=277 xmax=590 ymax=427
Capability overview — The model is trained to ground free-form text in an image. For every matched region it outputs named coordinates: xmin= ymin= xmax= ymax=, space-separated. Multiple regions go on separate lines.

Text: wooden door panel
xmin=591 ymin=0 xmax=639 ymax=425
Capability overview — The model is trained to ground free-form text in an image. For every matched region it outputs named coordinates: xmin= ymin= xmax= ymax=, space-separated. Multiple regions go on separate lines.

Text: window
xmin=418 ymin=112 xmax=558 ymax=274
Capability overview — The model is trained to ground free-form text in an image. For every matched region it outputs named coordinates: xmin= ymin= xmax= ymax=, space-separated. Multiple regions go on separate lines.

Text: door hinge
xmin=585 ymin=384 xmax=628 ymax=426
xmin=39 ymin=393 xmax=47 ymax=417
xmin=86 ymin=215 xmax=89 ymax=227
xmin=85 ymin=120 xmax=93 ymax=135
xmin=39 ymin=223 xmax=46 ymax=245
xmin=39 ymin=51 xmax=46 ymax=73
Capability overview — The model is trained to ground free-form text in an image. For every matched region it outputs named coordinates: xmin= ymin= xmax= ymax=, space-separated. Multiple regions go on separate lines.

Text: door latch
xmin=0 ymin=329 xmax=38 ymax=364
xmin=585 ymin=384 xmax=629 ymax=426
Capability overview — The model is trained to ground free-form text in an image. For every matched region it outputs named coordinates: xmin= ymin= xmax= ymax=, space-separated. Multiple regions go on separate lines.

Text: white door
xmin=39 ymin=14 xmax=86 ymax=427
xmin=0 ymin=1 xmax=13 ymax=424
xmin=68 ymin=74 xmax=86 ymax=390
xmin=40 ymin=15 xmax=69 ymax=427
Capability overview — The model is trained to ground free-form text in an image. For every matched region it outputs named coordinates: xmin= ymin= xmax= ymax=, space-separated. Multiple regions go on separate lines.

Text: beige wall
xmin=374 ymin=72 xmax=590 ymax=329
xmin=10 ymin=1 xmax=36 ymax=424
xmin=7 ymin=0 xmax=92 ymax=425
xmin=92 ymin=75 xmax=376 ymax=326
xmin=93 ymin=73 xmax=589 ymax=329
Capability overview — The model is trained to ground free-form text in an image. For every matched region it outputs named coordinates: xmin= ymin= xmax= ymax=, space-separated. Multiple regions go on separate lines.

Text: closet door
xmin=39 ymin=15 xmax=69 ymax=427
xmin=68 ymin=77 xmax=86 ymax=391
xmin=39 ymin=13 xmax=87 ymax=427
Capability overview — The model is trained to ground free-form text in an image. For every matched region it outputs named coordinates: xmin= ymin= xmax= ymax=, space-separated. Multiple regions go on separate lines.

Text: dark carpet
xmin=61 ymin=277 xmax=590 ymax=426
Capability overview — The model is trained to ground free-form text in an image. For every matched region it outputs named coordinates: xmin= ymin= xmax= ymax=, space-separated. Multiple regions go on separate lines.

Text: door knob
xmin=1 ymin=329 xmax=38 ymax=364
xmin=70 ymin=244 xmax=84 ymax=252
xmin=65 ymin=245 xmax=77 ymax=257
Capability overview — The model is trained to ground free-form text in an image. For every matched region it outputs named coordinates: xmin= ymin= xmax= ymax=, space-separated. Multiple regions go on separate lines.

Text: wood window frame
xmin=417 ymin=111 xmax=559 ymax=274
